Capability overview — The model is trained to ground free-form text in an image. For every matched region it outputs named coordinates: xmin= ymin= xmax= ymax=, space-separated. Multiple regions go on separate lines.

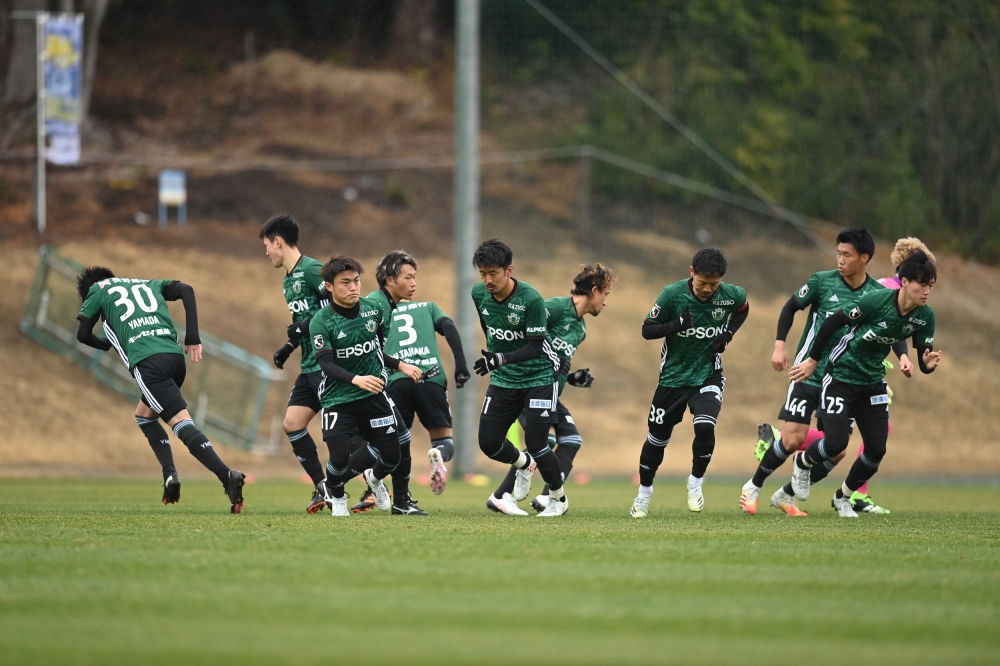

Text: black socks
xmin=136 ymin=416 xmax=176 ymax=481
xmin=172 ymin=418 xmax=229 ymax=484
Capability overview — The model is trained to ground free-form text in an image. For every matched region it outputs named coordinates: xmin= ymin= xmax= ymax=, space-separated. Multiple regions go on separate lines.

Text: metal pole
xmin=35 ymin=12 xmax=46 ymax=234
xmin=577 ymin=145 xmax=591 ymax=240
xmin=453 ymin=0 xmax=480 ymax=475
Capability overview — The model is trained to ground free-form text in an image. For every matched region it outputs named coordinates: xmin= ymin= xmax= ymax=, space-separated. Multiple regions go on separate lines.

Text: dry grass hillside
xmin=2 ymin=228 xmax=999 ymax=481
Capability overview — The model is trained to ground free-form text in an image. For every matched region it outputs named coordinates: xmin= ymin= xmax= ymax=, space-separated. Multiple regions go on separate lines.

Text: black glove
xmin=558 ymin=356 xmax=572 ymax=375
xmin=473 ymin=350 xmax=505 ymax=376
xmin=455 ymin=368 xmax=471 ymax=389
xmin=710 ymin=330 xmax=733 ymax=354
xmin=679 ymin=308 xmax=694 ymax=330
xmin=273 ymin=341 xmax=295 ymax=369
xmin=420 ymin=365 xmax=442 ymax=382
xmin=566 ymin=368 xmax=595 ymax=388
xmin=286 ymin=319 xmax=309 ymax=343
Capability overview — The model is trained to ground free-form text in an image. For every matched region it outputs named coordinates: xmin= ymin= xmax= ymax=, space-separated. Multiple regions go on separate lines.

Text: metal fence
xmin=20 ymin=246 xmax=283 ymax=450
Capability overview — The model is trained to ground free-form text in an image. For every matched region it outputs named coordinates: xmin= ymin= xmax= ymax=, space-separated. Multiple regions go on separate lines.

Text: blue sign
xmin=43 ymin=15 xmax=83 ymax=164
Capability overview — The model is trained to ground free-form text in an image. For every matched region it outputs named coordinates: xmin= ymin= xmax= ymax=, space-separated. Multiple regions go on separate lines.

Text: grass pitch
xmin=1 ymin=478 xmax=998 ymax=665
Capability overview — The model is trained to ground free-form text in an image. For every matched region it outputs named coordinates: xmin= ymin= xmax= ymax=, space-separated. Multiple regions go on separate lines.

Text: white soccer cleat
xmin=739 ymin=480 xmax=760 ymax=515
xmin=832 ymin=493 xmax=858 ymax=518
xmin=486 ymin=492 xmax=529 ymax=516
xmin=770 ymin=487 xmax=808 ymax=516
xmin=329 ymin=495 xmax=350 ymax=517
xmin=687 ymin=481 xmax=705 ymax=512
xmin=790 ymin=452 xmax=811 ymax=501
xmin=512 ymin=458 xmax=536 ymax=502
xmin=427 ymin=447 xmax=448 ymax=495
xmin=629 ymin=494 xmax=651 ymax=518
xmin=363 ymin=469 xmax=391 ymax=511
xmin=530 ymin=494 xmax=549 ymax=513
xmin=536 ymin=495 xmax=568 ymax=517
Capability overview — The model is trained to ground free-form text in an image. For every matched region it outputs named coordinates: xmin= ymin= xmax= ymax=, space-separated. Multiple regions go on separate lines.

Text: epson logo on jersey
xmin=862 ymin=330 xmax=898 ymax=345
xmin=487 ymin=326 xmax=524 ymax=341
xmin=551 ymin=337 xmax=577 ymax=356
xmin=370 ymin=415 xmax=396 ymax=428
xmin=529 ymin=399 xmax=552 ymax=409
xmin=336 ymin=340 xmax=379 ymax=358
xmin=677 ymin=325 xmax=726 ymax=339
xmin=288 ymin=299 xmax=310 ymax=313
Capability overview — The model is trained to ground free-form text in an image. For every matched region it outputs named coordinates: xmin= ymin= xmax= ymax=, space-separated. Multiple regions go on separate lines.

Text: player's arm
xmin=434 ymin=313 xmax=471 ymax=388
xmin=914 ymin=317 xmax=940 ymax=374
xmin=710 ymin=301 xmax=749 ymax=353
xmin=161 ymin=281 xmax=202 ymax=362
xmin=75 ymin=315 xmax=112 ymax=352
xmin=474 ymin=294 xmax=547 ymax=376
xmin=641 ymin=292 xmax=692 ymax=340
xmin=773 ymin=296 xmax=805 ymax=370
xmin=788 ymin=308 xmax=853 ymax=382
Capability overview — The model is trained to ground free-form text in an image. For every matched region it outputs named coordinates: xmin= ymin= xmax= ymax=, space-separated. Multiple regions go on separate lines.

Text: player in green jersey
xmin=786 ymin=250 xmax=941 ymax=517
xmin=307 ymin=256 xmax=422 ymax=517
xmin=76 ymin=267 xmax=246 ymax=512
xmin=471 ymin=239 xmax=568 ymax=517
xmin=630 ymin=248 xmax=750 ymax=517
xmin=739 ymin=228 xmax=911 ymax=516
xmin=260 ymin=214 xmax=336 ymax=514
xmin=487 ymin=264 xmax=617 ymax=513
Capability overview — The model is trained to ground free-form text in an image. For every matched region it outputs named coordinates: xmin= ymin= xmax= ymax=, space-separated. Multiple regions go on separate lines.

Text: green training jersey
xmin=825 ymin=289 xmax=935 ymax=385
xmin=791 ymin=270 xmax=884 ymax=387
xmin=384 ymin=301 xmax=449 ymax=388
xmin=308 ymin=296 xmax=390 ymax=407
xmin=472 ymin=279 xmax=558 ymax=389
xmin=544 ymin=296 xmax=587 ymax=395
xmin=79 ymin=277 xmax=183 ymax=369
xmin=283 ymin=255 xmax=328 ymax=374
xmin=647 ymin=279 xmax=748 ymax=387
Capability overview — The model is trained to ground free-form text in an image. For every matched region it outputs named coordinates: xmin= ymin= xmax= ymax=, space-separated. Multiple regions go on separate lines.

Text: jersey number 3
xmin=393 ymin=313 xmax=418 ymax=346
xmin=107 ymin=284 xmax=158 ymax=321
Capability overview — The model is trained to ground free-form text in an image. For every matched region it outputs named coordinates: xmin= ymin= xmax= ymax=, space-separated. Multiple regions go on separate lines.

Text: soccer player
xmin=786 ymin=250 xmax=941 ymax=517
xmin=472 ymin=238 xmax=568 ymax=517
xmin=259 ymin=214 xmax=335 ymax=514
xmin=488 ymin=264 xmax=616 ymax=513
xmin=630 ymin=247 xmax=749 ymax=517
xmin=308 ymin=255 xmax=422 ymax=517
xmin=739 ymin=228 xmax=909 ymax=516
xmin=75 ymin=267 xmax=246 ymax=512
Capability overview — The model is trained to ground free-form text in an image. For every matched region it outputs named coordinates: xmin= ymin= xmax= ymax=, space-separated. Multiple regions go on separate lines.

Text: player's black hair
xmin=691 ymin=248 xmax=727 ymax=277
xmin=258 ymin=214 xmax=299 ymax=247
xmin=897 ymin=249 xmax=937 ymax=285
xmin=836 ymin=227 xmax=875 ymax=262
xmin=472 ymin=238 xmax=513 ymax=269
xmin=76 ymin=266 xmax=115 ymax=301
xmin=376 ymin=250 xmax=418 ymax=287
xmin=320 ymin=255 xmax=364 ymax=283
xmin=571 ymin=263 xmax=617 ymax=296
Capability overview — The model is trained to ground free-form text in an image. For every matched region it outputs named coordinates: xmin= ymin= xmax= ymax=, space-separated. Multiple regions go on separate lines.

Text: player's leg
xmin=283 ymin=371 xmax=327 ymax=512
xmin=385 ymin=382 xmax=416 ymax=510
xmin=414 ymin=383 xmax=454 ymax=495
xmin=686 ymin=376 xmax=725 ymax=513
xmin=134 ymin=401 xmax=179 ymax=504
xmin=523 ymin=383 xmax=567 ymax=517
xmin=532 ymin=402 xmax=580 ymax=512
xmin=357 ymin=394 xmax=402 ymax=512
xmin=321 ymin=406 xmax=361 ymax=517
xmin=480 ymin=387 xmax=532 ymax=516
xmin=790 ymin=380 xmax=859 ymax=505
xmin=631 ymin=386 xmax=686 ymax=518
xmin=850 ymin=419 xmax=891 ymax=514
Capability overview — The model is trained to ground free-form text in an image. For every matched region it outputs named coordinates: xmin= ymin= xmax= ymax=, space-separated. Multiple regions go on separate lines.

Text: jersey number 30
xmin=107 ymin=284 xmax=159 ymax=321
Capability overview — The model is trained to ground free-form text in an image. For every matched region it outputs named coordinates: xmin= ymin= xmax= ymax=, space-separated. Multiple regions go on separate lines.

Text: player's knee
xmin=693 ymin=421 xmax=716 ymax=442
xmin=831 ymin=449 xmax=847 ymax=463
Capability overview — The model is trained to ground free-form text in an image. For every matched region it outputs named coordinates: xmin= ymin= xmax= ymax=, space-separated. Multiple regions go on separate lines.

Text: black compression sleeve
xmin=808 ymin=310 xmax=851 ymax=362
xmin=776 ymin=297 xmax=804 ymax=342
xmin=642 ymin=318 xmax=682 ymax=340
xmin=501 ymin=337 xmax=544 ymax=364
xmin=436 ymin=317 xmax=469 ymax=372
xmin=726 ymin=303 xmax=749 ymax=336
xmin=163 ymin=281 xmax=201 ymax=346
xmin=383 ymin=355 xmax=401 ymax=371
xmin=315 ymin=350 xmax=358 ymax=384
xmin=75 ymin=316 xmax=112 ymax=351
xmin=891 ymin=338 xmax=908 ymax=360
xmin=915 ymin=344 xmax=936 ymax=374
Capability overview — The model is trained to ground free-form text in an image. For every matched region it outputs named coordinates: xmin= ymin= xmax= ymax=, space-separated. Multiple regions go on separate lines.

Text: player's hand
xmin=772 ymin=341 xmax=788 ymax=371
xmin=923 ymin=348 xmax=943 ymax=371
xmin=567 ymin=368 xmax=595 ymax=388
xmin=286 ymin=320 xmax=308 ymax=343
xmin=455 ymin=368 xmax=471 ymax=388
xmin=788 ymin=358 xmax=817 ymax=383
xmin=559 ymin=356 xmax=572 ymax=376
xmin=187 ymin=344 xmax=203 ymax=363
xmin=273 ymin=341 xmax=295 ymax=369
xmin=474 ymin=350 xmax=505 ymax=376
xmin=352 ymin=375 xmax=385 ymax=394
xmin=420 ymin=365 xmax=443 ymax=383
xmin=898 ymin=354 xmax=913 ymax=378
xmin=399 ymin=362 xmax=423 ymax=382
xmin=679 ymin=308 xmax=694 ymax=330
xmin=710 ymin=331 xmax=733 ymax=354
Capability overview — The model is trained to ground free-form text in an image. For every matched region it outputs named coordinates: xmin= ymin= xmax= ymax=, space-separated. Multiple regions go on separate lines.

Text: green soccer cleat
xmin=754 ymin=423 xmax=781 ymax=463
xmin=850 ymin=492 xmax=891 ymax=514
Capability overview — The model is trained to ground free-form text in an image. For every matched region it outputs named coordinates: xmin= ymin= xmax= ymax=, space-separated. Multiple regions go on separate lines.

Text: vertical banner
xmin=43 ymin=14 xmax=84 ymax=166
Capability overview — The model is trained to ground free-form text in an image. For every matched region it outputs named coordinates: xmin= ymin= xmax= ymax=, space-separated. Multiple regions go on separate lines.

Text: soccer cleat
xmin=530 ymin=494 xmax=550 ymax=513
xmin=224 ymin=470 xmax=246 ymax=514
xmin=329 ymin=494 xmax=350 ymax=517
xmin=512 ymin=457 xmax=536 ymax=502
xmin=162 ymin=474 xmax=181 ymax=505
xmin=363 ymin=469 xmax=391 ymax=511
xmin=350 ymin=488 xmax=376 ymax=513
xmin=849 ymin=492 xmax=890 ymax=515
xmin=306 ymin=481 xmax=329 ymax=514
xmin=486 ymin=492 xmax=529 ymax=516
xmin=790 ymin=452 xmax=811 ymax=501
xmin=392 ymin=494 xmax=429 ymax=516
xmin=754 ymin=422 xmax=781 ymax=463
xmin=630 ymin=494 xmax=651 ymax=518
xmin=687 ymin=481 xmax=704 ymax=512
xmin=536 ymin=495 xmax=568 ymax=517
xmin=832 ymin=493 xmax=858 ymax=518
xmin=771 ymin=487 xmax=808 ymax=516
xmin=739 ymin=480 xmax=760 ymax=515
xmin=428 ymin=447 xmax=448 ymax=495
